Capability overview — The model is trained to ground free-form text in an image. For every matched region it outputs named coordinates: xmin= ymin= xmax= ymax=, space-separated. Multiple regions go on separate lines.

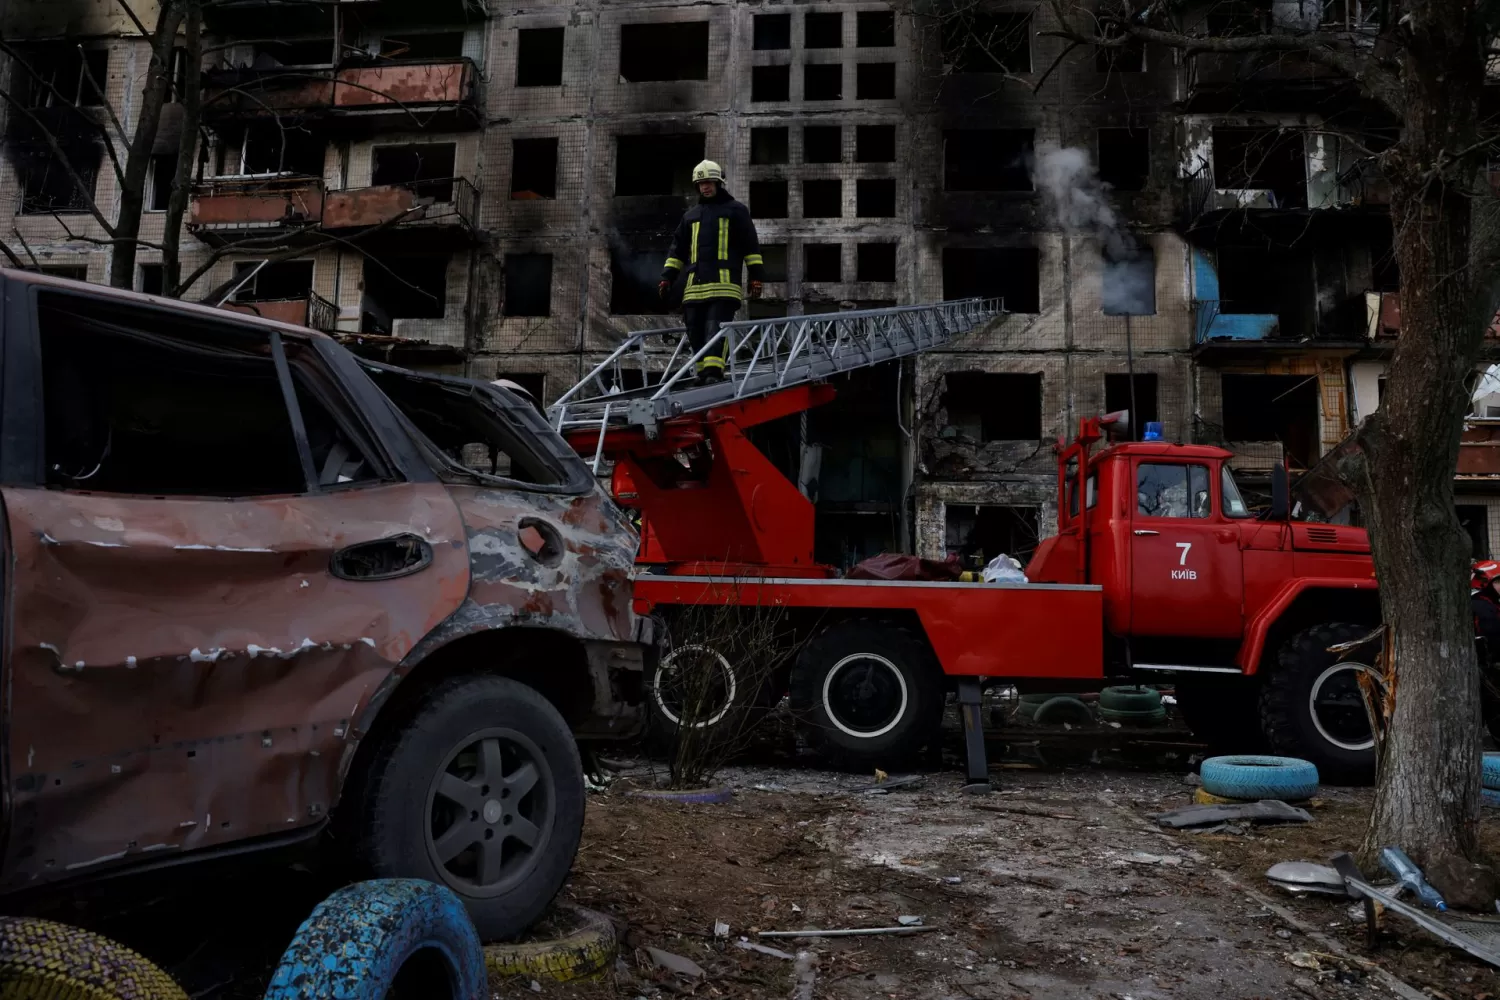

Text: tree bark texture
xmin=1355 ymin=0 xmax=1490 ymax=866
xmin=109 ymin=2 xmax=184 ymax=288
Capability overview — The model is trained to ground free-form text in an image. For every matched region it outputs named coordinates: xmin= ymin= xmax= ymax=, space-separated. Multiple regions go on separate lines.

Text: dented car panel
xmin=0 ymin=482 xmax=470 ymax=888
xmin=0 ymin=268 xmax=646 ymax=893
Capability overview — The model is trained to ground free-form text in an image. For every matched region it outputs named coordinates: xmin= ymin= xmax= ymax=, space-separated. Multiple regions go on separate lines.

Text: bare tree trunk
xmin=1355 ymin=0 xmax=1490 ymax=866
xmin=161 ymin=0 xmax=201 ymax=297
xmin=109 ymin=1 xmax=184 ymax=288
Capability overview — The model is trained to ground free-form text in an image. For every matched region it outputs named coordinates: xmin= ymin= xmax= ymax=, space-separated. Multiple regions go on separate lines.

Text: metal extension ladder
xmin=550 ymin=298 xmax=1006 ymax=443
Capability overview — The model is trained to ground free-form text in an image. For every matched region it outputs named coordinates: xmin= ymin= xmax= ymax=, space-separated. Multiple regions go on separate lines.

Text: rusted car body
xmin=0 ymin=270 xmax=644 ymax=932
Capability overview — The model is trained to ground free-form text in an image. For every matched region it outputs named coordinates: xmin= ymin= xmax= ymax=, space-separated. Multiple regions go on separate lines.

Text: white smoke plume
xmin=1031 ymin=144 xmax=1154 ymax=316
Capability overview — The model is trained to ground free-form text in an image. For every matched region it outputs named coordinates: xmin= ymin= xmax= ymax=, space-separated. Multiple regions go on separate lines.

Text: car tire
xmin=357 ymin=675 xmax=584 ymax=942
xmin=1261 ymin=622 xmax=1378 ymax=785
xmin=1199 ymin=754 xmax=1320 ymax=800
xmin=789 ymin=618 xmax=943 ymax=768
xmin=263 ymin=880 xmax=486 ymax=1000
xmin=0 ymin=916 xmax=188 ymax=1000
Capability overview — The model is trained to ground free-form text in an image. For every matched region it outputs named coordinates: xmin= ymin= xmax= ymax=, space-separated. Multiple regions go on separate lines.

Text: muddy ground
xmin=494 ymin=723 xmax=1500 ymax=1000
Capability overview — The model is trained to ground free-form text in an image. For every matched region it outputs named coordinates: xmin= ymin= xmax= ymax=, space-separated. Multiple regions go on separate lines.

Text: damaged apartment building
xmin=1 ymin=0 xmax=1478 ymax=568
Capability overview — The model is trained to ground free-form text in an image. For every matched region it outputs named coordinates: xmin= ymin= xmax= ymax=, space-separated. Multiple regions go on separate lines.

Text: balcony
xmin=188 ymin=174 xmax=478 ymax=246
xmin=201 ymin=57 xmax=480 ymax=131
xmin=222 ymin=291 xmax=338 ymax=331
xmin=1365 ymin=290 xmax=1500 ymax=345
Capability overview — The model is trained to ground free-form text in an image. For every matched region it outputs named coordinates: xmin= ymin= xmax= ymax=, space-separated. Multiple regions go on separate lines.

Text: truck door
xmin=1130 ymin=460 xmax=1244 ymax=638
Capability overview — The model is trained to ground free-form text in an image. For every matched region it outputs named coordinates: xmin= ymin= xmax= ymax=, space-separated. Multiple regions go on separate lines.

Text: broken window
xmin=760 ymin=244 xmax=789 ymax=281
xmin=945 ymin=504 xmax=1040 ymax=568
xmin=371 ymin=143 xmax=457 ymax=201
xmin=857 ymin=62 xmax=896 ymax=99
xmin=752 ymin=64 xmax=791 ymax=101
xmin=517 ymin=28 xmax=565 ymax=87
xmin=1217 ymin=244 xmax=1315 ymax=335
xmin=857 ymin=125 xmax=896 ymax=162
xmin=804 ymin=179 xmax=842 ymax=218
xmin=943 ymin=247 xmax=1040 ymax=313
xmin=751 ymin=127 xmax=790 ymax=164
xmin=1137 ymin=463 xmax=1211 ymax=519
xmin=754 ymin=13 xmax=792 ymax=49
xmin=942 ymin=12 xmax=1031 ymax=73
xmin=944 ymin=129 xmax=1034 ymax=191
xmin=504 ymin=254 xmax=553 ymax=317
xmin=17 ymin=139 xmax=103 ymax=214
xmin=41 ymin=266 xmax=89 ymax=283
xmin=256 ymin=38 xmax=335 ymax=66
xmin=14 ymin=45 xmax=108 ymax=107
xmin=1221 ymin=373 xmax=1321 ymax=467
xmin=614 ymin=133 xmax=704 ymax=196
xmin=362 ymin=364 xmax=575 ymax=488
xmin=806 ymin=12 xmax=843 ymax=47
xmin=511 ymin=137 xmax=559 ymax=199
xmin=1212 ymin=127 xmax=1307 ymax=208
xmin=381 ymin=32 xmax=466 ymax=59
xmin=1098 ymin=127 xmax=1149 ymax=191
xmin=804 ymin=63 xmax=842 ymax=100
xmin=620 ymin=22 xmax=709 ymax=81
xmin=857 ymin=243 xmax=897 ymax=282
xmin=804 ymin=125 xmax=841 ymax=163
xmin=361 ymin=254 xmax=448 ymax=331
xmin=39 ymin=292 xmax=382 ymax=496
xmin=1102 ymin=246 xmax=1155 ymax=315
xmin=138 ymin=263 xmax=163 ymax=295
xmin=1460 ymin=505 xmax=1491 ymax=559
xmin=942 ymin=372 xmax=1042 ymax=440
xmin=750 ymin=180 xmax=789 ymax=218
xmin=233 ymin=260 xmax=314 ymax=301
xmin=856 ymin=178 xmax=895 ymax=217
xmin=858 ymin=11 xmax=896 ymax=47
xmin=805 ymin=243 xmax=841 ymax=282
xmin=611 ymin=248 xmax=671 ymax=314
xmin=221 ymin=121 xmax=326 ymax=176
xmin=148 ymin=153 xmax=177 ymax=211
xmin=1104 ymin=373 xmax=1159 ymax=434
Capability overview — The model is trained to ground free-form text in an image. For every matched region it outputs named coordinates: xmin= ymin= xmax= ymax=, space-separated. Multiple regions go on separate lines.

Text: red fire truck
xmin=552 ymin=301 xmax=1381 ymax=783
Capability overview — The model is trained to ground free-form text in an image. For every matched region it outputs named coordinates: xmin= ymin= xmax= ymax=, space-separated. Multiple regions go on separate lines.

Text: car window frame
xmin=1135 ymin=460 xmax=1212 ymax=520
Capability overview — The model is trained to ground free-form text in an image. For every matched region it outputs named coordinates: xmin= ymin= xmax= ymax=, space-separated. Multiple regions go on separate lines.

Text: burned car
xmin=0 ymin=269 xmax=645 ymax=939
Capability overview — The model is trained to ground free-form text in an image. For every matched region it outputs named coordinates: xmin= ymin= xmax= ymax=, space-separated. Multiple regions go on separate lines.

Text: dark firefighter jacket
xmin=660 ymin=188 xmax=765 ymax=303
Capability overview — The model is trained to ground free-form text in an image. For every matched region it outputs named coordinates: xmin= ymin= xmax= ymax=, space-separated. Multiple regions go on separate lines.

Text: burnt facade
xmin=0 ymin=0 xmax=1473 ymax=566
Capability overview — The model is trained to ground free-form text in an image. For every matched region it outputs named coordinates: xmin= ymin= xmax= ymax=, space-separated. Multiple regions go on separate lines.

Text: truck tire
xmin=1262 ymin=622 xmax=1378 ymax=785
xmin=357 ymin=675 xmax=585 ymax=942
xmin=790 ymin=618 xmax=943 ymax=767
xmin=643 ymin=642 xmax=754 ymax=753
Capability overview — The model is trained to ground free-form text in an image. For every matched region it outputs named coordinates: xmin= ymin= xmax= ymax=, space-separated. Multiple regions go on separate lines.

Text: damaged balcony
xmin=1363 ymin=291 xmax=1500 ymax=351
xmin=188 ymin=173 xmax=478 ymax=247
xmin=201 ymin=57 xmax=481 ymax=132
xmin=1191 ymin=247 xmax=1370 ymax=356
xmin=222 ymin=291 xmax=338 ymax=331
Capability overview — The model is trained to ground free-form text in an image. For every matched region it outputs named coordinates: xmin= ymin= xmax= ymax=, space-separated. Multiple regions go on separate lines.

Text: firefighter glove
xmin=657 ymin=280 xmax=670 ymax=301
xmin=749 ymin=280 xmax=764 ymax=299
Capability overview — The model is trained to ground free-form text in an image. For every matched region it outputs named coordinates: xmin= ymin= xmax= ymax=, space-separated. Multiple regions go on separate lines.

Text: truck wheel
xmin=790 ymin=619 xmax=943 ymax=767
xmin=644 ymin=642 xmax=753 ymax=752
xmin=1262 ymin=623 xmax=1378 ymax=784
xmin=357 ymin=675 xmax=584 ymax=942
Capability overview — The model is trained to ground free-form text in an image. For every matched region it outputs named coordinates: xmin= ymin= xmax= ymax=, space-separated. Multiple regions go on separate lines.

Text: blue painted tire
xmin=263 ymin=879 xmax=487 ymax=1000
xmin=1484 ymin=788 xmax=1500 ymax=808
xmin=1199 ymin=755 xmax=1320 ymax=801
xmin=625 ymin=786 xmax=734 ymax=804
xmin=1483 ymin=752 xmax=1500 ymax=790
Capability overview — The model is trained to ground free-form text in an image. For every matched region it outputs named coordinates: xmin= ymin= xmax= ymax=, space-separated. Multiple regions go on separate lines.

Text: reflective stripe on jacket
xmin=660 ymin=188 xmax=765 ymax=303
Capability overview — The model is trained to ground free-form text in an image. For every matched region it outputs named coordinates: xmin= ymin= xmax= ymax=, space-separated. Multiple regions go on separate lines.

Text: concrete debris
xmin=897 ymin=915 xmax=924 ymax=926
xmin=1151 ymin=799 xmax=1313 ymax=829
xmin=1127 ymin=852 xmax=1184 ymax=867
xmin=646 ymin=947 xmax=707 ymax=979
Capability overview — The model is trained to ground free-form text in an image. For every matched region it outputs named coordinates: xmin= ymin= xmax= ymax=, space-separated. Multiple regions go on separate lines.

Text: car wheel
xmin=789 ymin=618 xmax=943 ymax=768
xmin=358 ymin=675 xmax=584 ymax=942
xmin=1261 ymin=622 xmax=1378 ymax=784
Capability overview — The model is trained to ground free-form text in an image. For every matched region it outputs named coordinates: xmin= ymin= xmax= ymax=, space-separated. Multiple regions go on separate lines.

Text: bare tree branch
xmin=12 ymin=230 xmax=41 ymax=269
xmin=0 ymin=236 xmax=26 ymax=269
xmin=112 ymin=0 xmax=152 ymax=39
xmin=75 ymin=43 xmax=129 ymax=145
xmin=0 ymin=90 xmax=116 ymax=235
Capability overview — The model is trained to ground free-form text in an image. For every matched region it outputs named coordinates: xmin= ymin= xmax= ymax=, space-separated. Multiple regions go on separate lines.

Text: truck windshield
xmin=1222 ymin=466 xmax=1251 ymax=518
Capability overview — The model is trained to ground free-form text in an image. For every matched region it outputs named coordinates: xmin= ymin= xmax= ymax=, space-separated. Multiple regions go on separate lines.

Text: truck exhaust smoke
xmin=1031 ymin=145 xmax=1154 ymax=316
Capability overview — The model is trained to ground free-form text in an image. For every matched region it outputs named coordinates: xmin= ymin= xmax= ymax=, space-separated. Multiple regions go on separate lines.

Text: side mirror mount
xmin=1270 ymin=462 xmax=1290 ymax=521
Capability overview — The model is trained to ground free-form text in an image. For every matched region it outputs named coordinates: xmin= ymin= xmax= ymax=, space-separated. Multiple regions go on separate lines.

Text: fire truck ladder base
xmin=550 ymin=298 xmax=1005 ymax=440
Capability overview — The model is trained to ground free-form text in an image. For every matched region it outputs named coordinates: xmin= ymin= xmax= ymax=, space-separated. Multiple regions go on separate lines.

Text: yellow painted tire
xmin=1194 ymin=787 xmax=1249 ymax=805
xmin=484 ymin=905 xmax=617 ymax=984
xmin=0 ymin=916 xmax=188 ymax=1000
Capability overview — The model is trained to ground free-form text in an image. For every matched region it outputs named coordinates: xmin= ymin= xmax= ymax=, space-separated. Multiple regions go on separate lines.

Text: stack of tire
xmin=1016 ymin=692 xmax=1093 ymax=725
xmin=1097 ymin=686 xmax=1167 ymax=727
xmin=1196 ymin=755 xmax=1320 ymax=805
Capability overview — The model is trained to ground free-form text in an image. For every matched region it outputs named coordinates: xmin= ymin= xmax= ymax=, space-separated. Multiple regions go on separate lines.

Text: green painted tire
xmin=0 ymin=916 xmax=188 ymax=1000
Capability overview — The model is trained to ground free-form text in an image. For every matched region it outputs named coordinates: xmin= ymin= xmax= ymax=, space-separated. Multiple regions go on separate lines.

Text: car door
xmin=1130 ymin=459 xmax=1245 ymax=638
xmin=0 ymin=281 xmax=470 ymax=888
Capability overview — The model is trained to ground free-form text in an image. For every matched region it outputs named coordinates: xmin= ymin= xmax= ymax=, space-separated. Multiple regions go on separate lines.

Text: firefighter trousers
xmin=683 ymin=297 xmax=739 ymax=374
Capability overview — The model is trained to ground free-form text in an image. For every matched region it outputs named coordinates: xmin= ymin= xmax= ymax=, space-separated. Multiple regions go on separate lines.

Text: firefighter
xmin=658 ymin=160 xmax=764 ymax=382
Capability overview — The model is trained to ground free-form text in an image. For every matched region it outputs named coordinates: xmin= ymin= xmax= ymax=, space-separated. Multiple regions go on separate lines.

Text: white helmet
xmin=692 ymin=159 xmax=725 ymax=184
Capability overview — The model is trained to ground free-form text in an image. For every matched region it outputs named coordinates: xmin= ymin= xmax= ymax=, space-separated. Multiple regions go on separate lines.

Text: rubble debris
xmin=646 ymin=947 xmax=707 ymax=979
xmin=713 ymin=920 xmax=730 ymax=938
xmin=757 ymin=926 xmax=940 ymax=939
xmin=792 ymin=950 xmax=819 ymax=1000
xmin=1151 ymin=799 xmax=1313 ymax=829
xmin=1267 ymin=862 xmax=1346 ymax=896
xmin=734 ymin=939 xmax=796 ymax=961
xmin=1344 ymin=875 xmax=1500 ymax=967
xmin=1422 ymin=854 xmax=1500 ymax=912
xmin=972 ymin=802 xmax=1081 ymax=821
xmin=896 ymin=916 xmax=924 ymax=926
xmin=853 ymin=775 xmax=926 ymax=794
xmin=1127 ymin=852 xmax=1184 ymax=867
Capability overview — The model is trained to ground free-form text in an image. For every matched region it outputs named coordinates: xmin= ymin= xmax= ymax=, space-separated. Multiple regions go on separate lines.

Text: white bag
xmin=982 ymin=554 xmax=1027 ymax=584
